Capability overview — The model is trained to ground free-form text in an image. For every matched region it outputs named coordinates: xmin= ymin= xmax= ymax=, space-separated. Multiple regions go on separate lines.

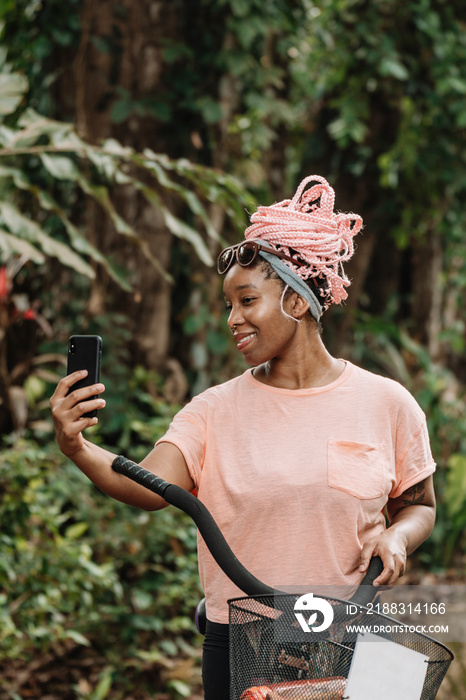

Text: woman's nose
xmin=227 ymin=306 xmax=243 ymax=330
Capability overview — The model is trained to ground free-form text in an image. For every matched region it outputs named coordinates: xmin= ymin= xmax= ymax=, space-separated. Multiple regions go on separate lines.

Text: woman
xmin=51 ymin=175 xmax=436 ymax=699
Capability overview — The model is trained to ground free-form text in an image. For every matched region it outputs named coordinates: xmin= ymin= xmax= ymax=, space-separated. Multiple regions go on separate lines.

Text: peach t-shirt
xmin=157 ymin=361 xmax=435 ymax=623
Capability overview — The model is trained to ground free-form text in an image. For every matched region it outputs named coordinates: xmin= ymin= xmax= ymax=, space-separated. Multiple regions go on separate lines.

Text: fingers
xmin=51 ymin=372 xmax=105 ymax=409
xmin=374 ymin=562 xmax=405 ymax=587
xmin=359 ymin=538 xmax=407 ymax=587
xmin=51 ymin=370 xmax=87 ymax=400
xmin=67 ymin=396 xmax=106 ymax=421
xmin=51 ymin=370 xmax=105 ymax=400
xmin=359 ymin=541 xmax=377 ymax=574
xmin=52 ymin=395 xmax=106 ymax=429
xmin=59 ymin=412 xmax=99 ymax=440
xmin=50 ymin=373 xmax=106 ymax=458
xmin=359 ymin=546 xmax=384 ymax=587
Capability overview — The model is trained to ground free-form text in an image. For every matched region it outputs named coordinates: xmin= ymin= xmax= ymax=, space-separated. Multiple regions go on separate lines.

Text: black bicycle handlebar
xmin=112 ymin=455 xmax=383 ymax=605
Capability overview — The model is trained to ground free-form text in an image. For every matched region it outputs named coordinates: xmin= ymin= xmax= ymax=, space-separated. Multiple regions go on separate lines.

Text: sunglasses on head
xmin=217 ymin=241 xmax=306 ymax=275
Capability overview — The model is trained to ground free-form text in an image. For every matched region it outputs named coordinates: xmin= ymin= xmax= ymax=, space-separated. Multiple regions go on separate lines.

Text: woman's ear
xmin=290 ymin=292 xmax=310 ymax=320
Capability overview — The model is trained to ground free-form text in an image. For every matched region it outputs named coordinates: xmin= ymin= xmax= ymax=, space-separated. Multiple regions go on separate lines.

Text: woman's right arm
xmin=50 ymin=370 xmax=194 ymax=511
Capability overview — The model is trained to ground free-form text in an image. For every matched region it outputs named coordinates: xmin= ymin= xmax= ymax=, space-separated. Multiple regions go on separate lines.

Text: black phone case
xmin=67 ymin=335 xmax=102 ymax=418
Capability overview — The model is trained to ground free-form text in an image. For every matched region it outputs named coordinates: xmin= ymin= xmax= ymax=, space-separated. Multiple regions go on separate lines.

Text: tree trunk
xmin=410 ymin=231 xmax=443 ymax=359
xmin=74 ymin=0 xmax=182 ymax=373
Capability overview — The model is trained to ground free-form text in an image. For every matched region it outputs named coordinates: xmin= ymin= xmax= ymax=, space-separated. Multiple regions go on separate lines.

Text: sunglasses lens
xmin=217 ymin=248 xmax=234 ymax=274
xmin=218 ymin=242 xmax=259 ymax=274
xmin=237 ymin=243 xmax=257 ymax=266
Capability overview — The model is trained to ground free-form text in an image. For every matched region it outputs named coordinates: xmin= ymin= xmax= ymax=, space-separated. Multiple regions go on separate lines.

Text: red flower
xmin=0 ymin=267 xmax=10 ymax=300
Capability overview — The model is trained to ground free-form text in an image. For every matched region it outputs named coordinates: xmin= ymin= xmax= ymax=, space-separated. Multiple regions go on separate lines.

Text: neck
xmin=253 ymin=333 xmax=344 ymax=390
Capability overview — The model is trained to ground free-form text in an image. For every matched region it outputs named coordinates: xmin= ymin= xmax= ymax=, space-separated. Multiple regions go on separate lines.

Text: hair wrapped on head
xmin=244 ymin=175 xmax=363 ymax=311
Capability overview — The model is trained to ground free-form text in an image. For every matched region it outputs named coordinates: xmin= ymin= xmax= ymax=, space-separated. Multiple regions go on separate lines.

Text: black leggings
xmin=202 ymin=620 xmax=230 ymax=699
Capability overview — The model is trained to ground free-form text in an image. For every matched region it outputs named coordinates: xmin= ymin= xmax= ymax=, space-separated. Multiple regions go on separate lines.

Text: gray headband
xmin=258 ymin=250 xmax=322 ymax=322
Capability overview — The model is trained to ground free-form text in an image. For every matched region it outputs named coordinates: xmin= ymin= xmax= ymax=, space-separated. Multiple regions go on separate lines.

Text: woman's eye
xmin=224 ymin=297 xmax=255 ymax=311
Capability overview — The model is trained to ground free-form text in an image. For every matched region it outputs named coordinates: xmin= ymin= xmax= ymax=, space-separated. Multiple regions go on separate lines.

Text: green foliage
xmin=0 ymin=0 xmax=81 ymax=116
xmin=1 ymin=306 xmax=203 ymax=694
xmin=443 ymin=454 xmax=466 ymax=563
xmin=0 ymin=48 xmax=251 ymax=433
xmin=0 ymin=58 xmax=249 ymax=281
xmin=352 ymin=312 xmax=466 ymax=567
xmin=96 ymin=363 xmax=183 ymax=461
xmin=0 ymin=436 xmax=202 ymax=692
xmin=294 ymin=0 xmax=466 ymax=247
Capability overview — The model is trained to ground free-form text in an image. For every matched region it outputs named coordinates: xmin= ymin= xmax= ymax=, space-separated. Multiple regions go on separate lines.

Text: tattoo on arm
xmin=402 ymin=480 xmax=426 ymax=506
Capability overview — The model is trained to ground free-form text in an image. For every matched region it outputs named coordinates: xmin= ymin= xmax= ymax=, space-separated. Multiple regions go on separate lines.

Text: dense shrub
xmin=0 ymin=437 xmax=203 ymax=695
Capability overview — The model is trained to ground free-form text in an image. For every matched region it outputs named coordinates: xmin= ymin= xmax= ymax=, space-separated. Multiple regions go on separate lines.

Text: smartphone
xmin=66 ymin=335 xmax=102 ymax=418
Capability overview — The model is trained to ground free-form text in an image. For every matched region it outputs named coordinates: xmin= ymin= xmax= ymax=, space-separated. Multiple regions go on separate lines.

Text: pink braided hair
xmin=244 ymin=175 xmax=363 ymax=309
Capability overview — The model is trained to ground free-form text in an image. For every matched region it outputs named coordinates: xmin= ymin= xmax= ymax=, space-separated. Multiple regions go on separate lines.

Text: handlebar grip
xmin=348 ymin=556 xmax=384 ymax=606
xmin=360 ymin=555 xmax=384 ymax=586
xmin=112 ymin=455 xmax=171 ymax=500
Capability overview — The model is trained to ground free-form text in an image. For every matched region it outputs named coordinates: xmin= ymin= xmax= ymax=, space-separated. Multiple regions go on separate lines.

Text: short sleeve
xmin=155 ymin=397 xmax=207 ymax=489
xmin=390 ymin=404 xmax=436 ymax=499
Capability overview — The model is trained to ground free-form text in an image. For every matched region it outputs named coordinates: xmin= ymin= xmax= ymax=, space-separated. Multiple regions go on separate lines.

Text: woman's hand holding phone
xmin=50 ymin=370 xmax=106 ymax=458
xmin=50 ymin=336 xmax=105 ymax=459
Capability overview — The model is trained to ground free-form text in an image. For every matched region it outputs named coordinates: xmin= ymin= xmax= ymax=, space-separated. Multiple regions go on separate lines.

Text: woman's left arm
xmin=359 ymin=475 xmax=436 ymax=586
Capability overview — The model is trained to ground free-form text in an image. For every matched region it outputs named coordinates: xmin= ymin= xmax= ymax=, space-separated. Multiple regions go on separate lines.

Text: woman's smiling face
xmin=223 ymin=262 xmax=301 ymax=366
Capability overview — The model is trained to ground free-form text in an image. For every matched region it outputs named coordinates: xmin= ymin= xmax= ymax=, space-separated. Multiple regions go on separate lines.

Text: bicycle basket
xmin=229 ymin=594 xmax=453 ymax=700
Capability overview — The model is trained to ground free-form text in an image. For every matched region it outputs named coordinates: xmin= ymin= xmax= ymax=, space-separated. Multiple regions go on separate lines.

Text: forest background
xmin=0 ymin=0 xmax=465 ymax=698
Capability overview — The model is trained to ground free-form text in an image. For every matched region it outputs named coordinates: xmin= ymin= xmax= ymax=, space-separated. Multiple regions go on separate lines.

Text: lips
xmin=234 ymin=332 xmax=256 ymax=351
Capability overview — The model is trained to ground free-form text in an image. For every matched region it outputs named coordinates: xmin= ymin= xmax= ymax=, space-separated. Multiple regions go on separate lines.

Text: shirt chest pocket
xmin=327 ymin=440 xmax=387 ymax=500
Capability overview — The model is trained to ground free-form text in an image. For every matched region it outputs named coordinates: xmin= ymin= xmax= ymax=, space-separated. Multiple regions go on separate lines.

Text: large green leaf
xmin=5 ymin=109 xmax=74 ymax=148
xmin=0 ymin=227 xmax=45 ymax=264
xmin=0 ymin=202 xmax=95 ymax=278
xmin=40 ymin=153 xmax=81 ymax=181
xmin=40 ymin=153 xmax=152 ymax=282
xmin=133 ymin=183 xmax=214 ymax=266
xmin=161 ymin=206 xmax=213 ymax=266
xmin=0 ymin=75 xmax=251 ymax=286
xmin=0 ymin=164 xmax=131 ymax=290
xmin=77 ymin=178 xmax=172 ymax=281
xmin=131 ymin=153 xmax=220 ymax=242
xmin=0 ymin=71 xmax=28 ymax=117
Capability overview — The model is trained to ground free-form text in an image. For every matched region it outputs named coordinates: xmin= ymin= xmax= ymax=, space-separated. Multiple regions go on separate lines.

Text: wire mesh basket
xmin=229 ymin=593 xmax=454 ymax=700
